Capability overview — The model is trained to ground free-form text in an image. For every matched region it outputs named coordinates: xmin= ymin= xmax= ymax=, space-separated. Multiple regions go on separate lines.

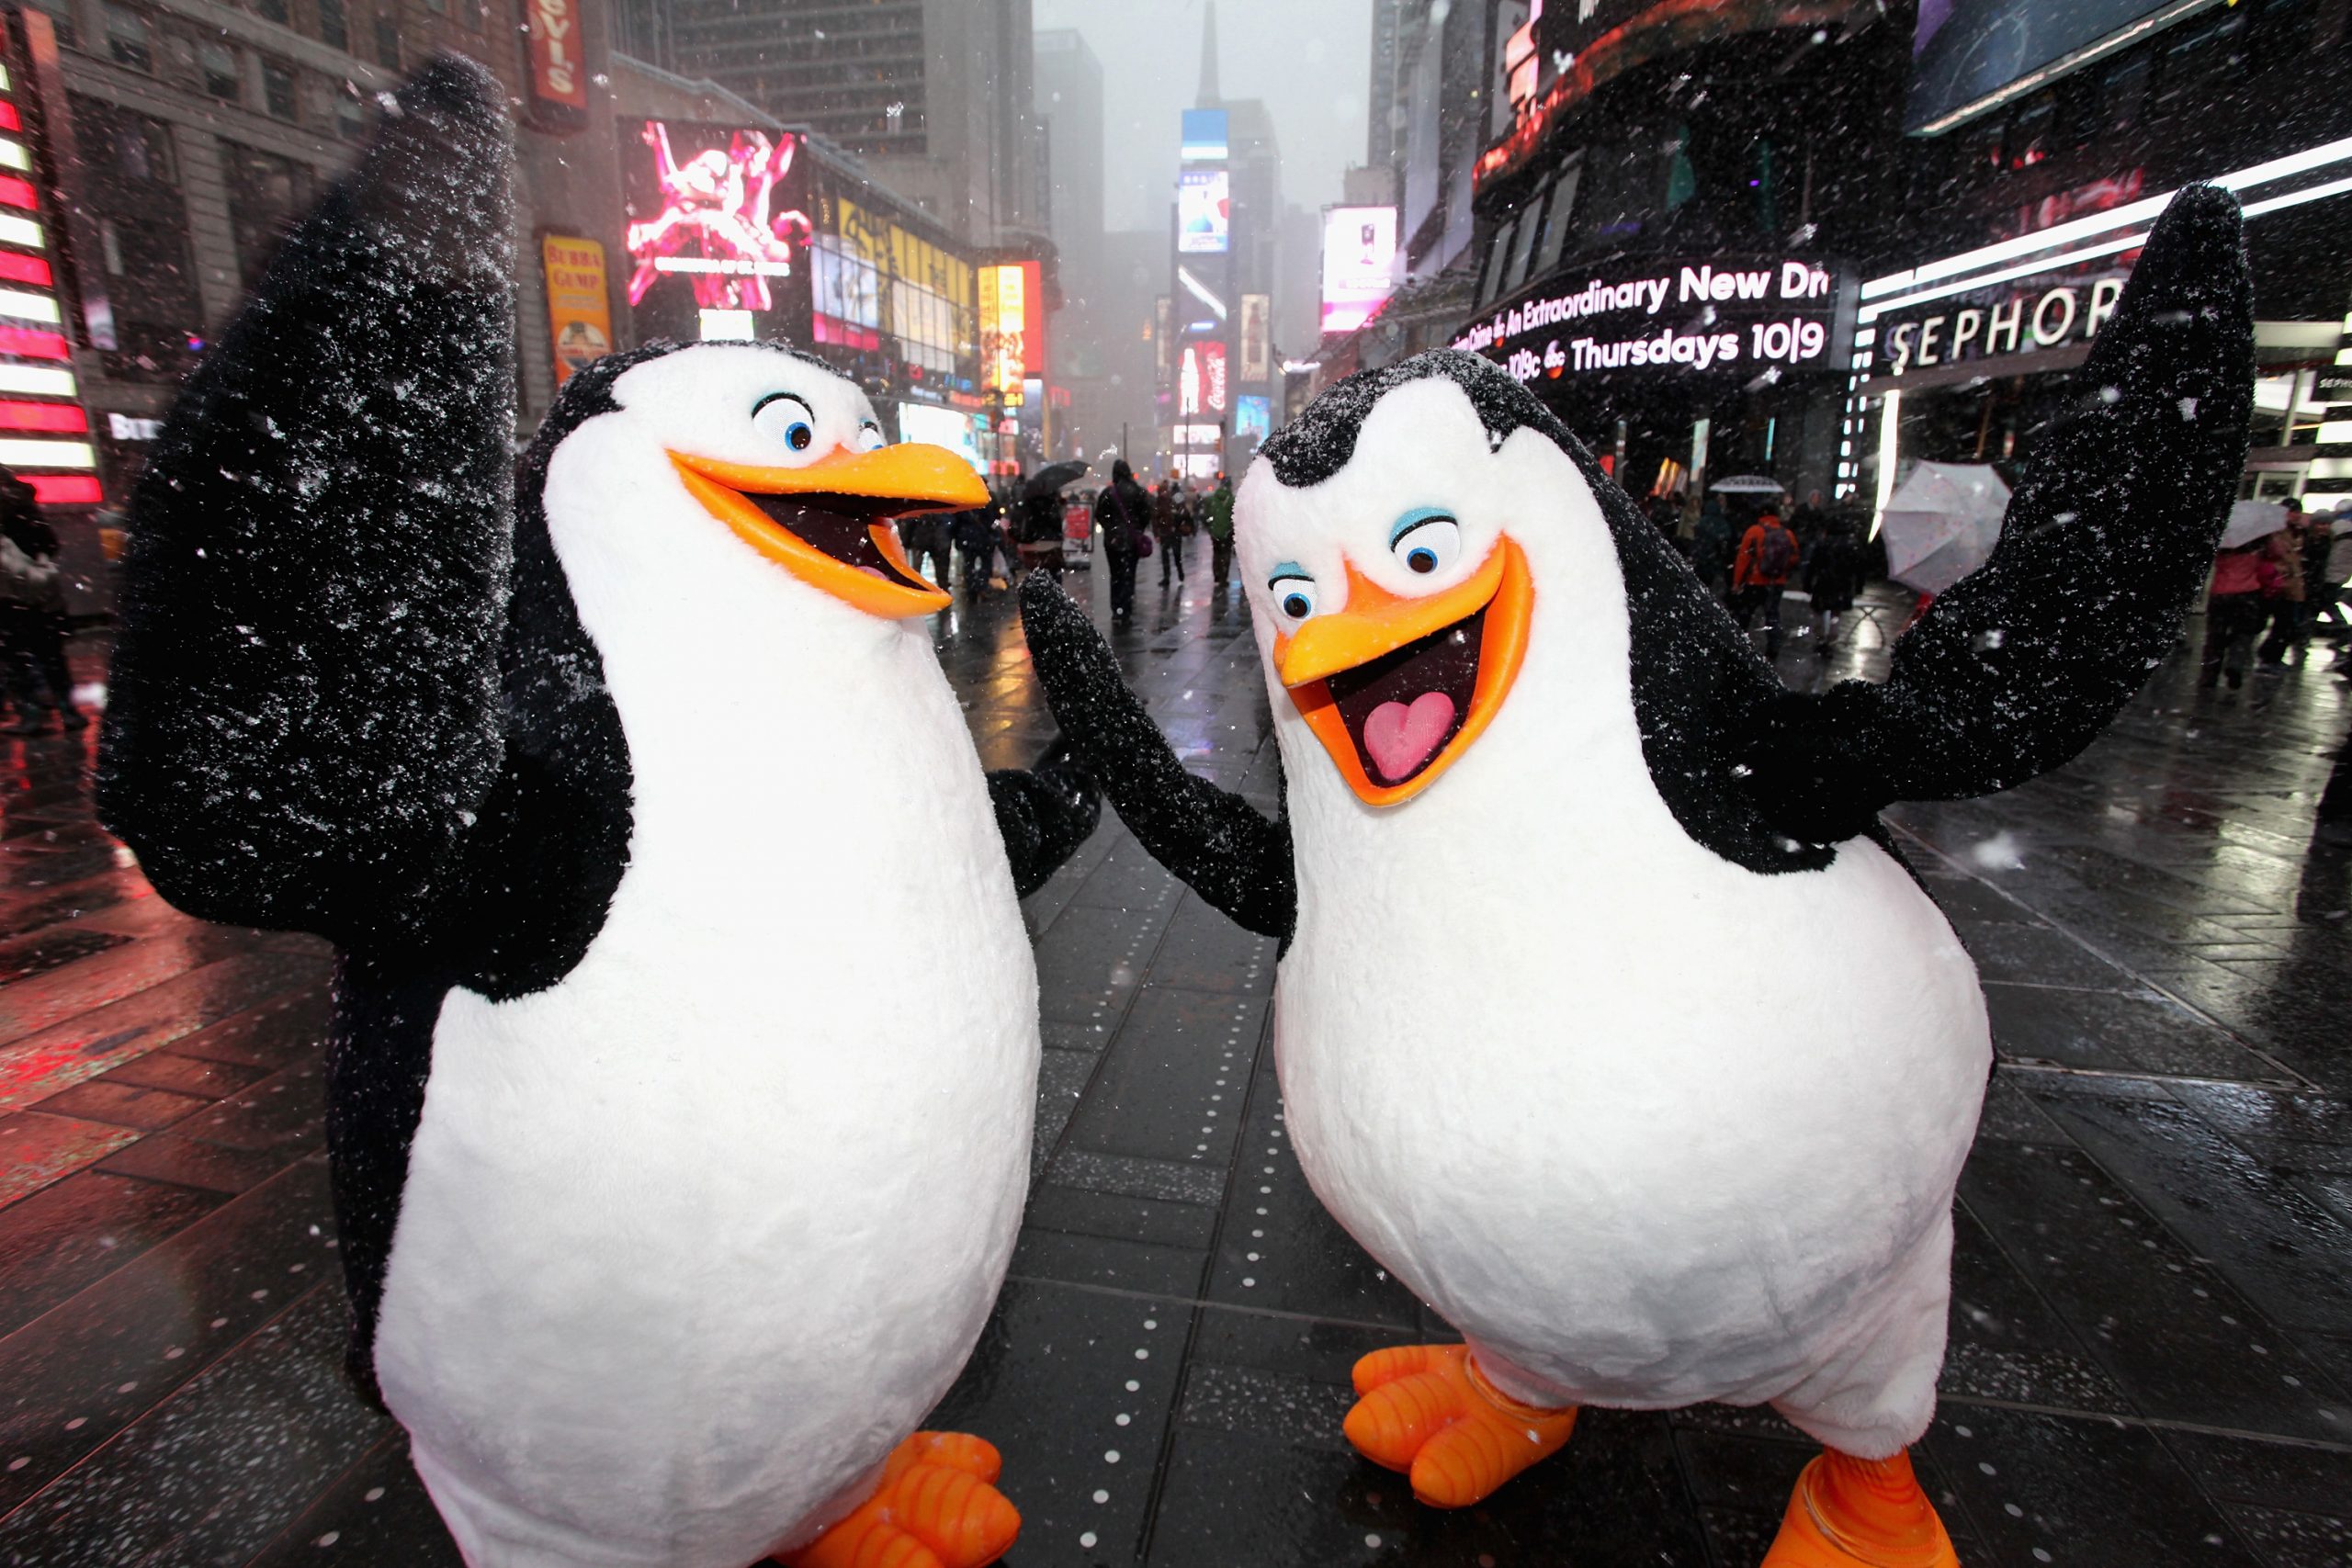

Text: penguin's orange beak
xmin=1272 ymin=536 xmax=1533 ymax=806
xmin=669 ymin=444 xmax=989 ymax=619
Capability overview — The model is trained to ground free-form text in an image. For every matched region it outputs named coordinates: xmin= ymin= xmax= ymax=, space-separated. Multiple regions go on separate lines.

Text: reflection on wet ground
xmin=1 ymin=554 xmax=2346 ymax=1566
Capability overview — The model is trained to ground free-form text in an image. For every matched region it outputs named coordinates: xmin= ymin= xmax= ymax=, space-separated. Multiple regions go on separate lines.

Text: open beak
xmin=1275 ymin=536 xmax=1533 ymax=806
xmin=669 ymin=444 xmax=989 ymax=619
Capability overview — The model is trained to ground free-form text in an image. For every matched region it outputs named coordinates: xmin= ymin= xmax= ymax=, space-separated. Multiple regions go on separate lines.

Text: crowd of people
xmin=901 ymin=462 xmax=1238 ymax=627
xmin=2199 ymin=495 xmax=2352 ymax=692
xmin=1666 ymin=489 xmax=1871 ymax=659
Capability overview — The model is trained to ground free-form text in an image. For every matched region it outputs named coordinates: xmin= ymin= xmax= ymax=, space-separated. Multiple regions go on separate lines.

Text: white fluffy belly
xmin=1276 ymin=837 xmax=1989 ymax=1409
xmin=372 ymin=878 xmax=1036 ymax=1568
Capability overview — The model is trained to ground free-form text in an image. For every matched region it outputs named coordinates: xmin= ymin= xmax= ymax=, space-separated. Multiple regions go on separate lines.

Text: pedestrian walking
xmin=1204 ymin=472 xmax=1236 ymax=591
xmin=0 ymin=468 xmax=78 ymax=732
xmin=950 ymin=504 xmax=997 ymax=592
xmin=2200 ymin=538 xmax=2277 ymax=690
xmin=1731 ymin=509 xmax=1800 ymax=657
xmin=1803 ymin=513 xmax=1863 ymax=650
xmin=1153 ymin=478 xmax=1186 ymax=587
xmin=1691 ymin=496 xmax=1735 ymax=599
xmin=2256 ymin=500 xmax=2310 ymax=666
xmin=900 ymin=509 xmax=953 ymax=589
xmin=1095 ymin=459 xmax=1149 ymax=624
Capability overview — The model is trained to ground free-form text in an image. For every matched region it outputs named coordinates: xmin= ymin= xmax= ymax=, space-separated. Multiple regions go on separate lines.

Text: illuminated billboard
xmin=1320 ymin=206 xmax=1397 ymax=335
xmin=1235 ymin=394 xmax=1271 ymax=443
xmin=1179 ymin=340 xmax=1228 ymax=416
xmin=1178 ymin=169 xmax=1229 ymax=254
xmin=898 ymin=401 xmax=985 ymax=473
xmin=1909 ymin=1 xmax=2173 ymax=132
xmin=623 ymin=119 xmax=812 ymax=342
xmin=980 ymin=263 xmax=1027 ymax=398
xmin=1239 ymin=294 xmax=1271 ymax=382
xmin=1181 ymin=108 xmax=1228 ymax=163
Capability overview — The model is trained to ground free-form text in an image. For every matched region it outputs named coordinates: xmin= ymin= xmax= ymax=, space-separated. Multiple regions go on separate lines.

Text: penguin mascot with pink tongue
xmin=99 ymin=59 xmax=1098 ymax=1568
xmin=1021 ymin=185 xmax=2253 ymax=1566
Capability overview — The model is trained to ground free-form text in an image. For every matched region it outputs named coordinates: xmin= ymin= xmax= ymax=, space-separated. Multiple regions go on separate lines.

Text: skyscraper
xmin=1034 ymin=28 xmax=1103 ymax=288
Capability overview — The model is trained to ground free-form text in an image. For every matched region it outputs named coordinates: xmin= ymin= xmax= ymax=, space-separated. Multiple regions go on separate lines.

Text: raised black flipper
xmin=989 ymin=739 xmax=1103 ymax=897
xmin=98 ymin=56 xmax=518 ymax=952
xmin=1737 ymin=185 xmax=2256 ymax=846
xmin=1020 ymin=574 xmax=1295 ymax=941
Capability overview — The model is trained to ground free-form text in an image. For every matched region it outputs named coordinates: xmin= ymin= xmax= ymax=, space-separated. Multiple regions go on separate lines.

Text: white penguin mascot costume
xmin=99 ymin=60 xmax=1096 ymax=1568
xmin=1020 ymin=186 xmax=2253 ymax=1566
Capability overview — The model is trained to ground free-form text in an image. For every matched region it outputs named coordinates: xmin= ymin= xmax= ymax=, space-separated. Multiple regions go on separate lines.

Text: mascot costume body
xmin=98 ymin=61 xmax=1095 ymax=1568
xmin=1020 ymin=187 xmax=2253 ymax=1565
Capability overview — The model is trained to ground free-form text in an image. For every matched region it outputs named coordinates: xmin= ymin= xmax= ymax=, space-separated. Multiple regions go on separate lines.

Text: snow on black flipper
xmin=1020 ymin=573 xmax=1296 ymax=940
xmin=1737 ymin=184 xmax=2256 ymax=847
xmin=99 ymin=54 xmax=517 ymax=950
xmin=987 ymin=738 xmax=1105 ymax=897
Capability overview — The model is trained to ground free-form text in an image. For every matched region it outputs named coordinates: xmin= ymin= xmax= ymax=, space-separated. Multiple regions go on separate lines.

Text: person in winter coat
xmin=1094 ymin=460 xmax=1150 ymax=624
xmin=0 ymin=468 xmax=78 ymax=732
xmin=1691 ymin=498 xmax=1735 ymax=599
xmin=1153 ymin=479 xmax=1186 ymax=587
xmin=1732 ymin=509 xmax=1801 ymax=657
xmin=2201 ymin=538 xmax=2278 ymax=690
xmin=2257 ymin=501 xmax=2310 ymax=665
xmin=1803 ymin=513 xmax=1864 ymax=651
xmin=951 ymin=505 xmax=999 ymax=592
xmin=1204 ymin=473 xmax=1236 ymax=591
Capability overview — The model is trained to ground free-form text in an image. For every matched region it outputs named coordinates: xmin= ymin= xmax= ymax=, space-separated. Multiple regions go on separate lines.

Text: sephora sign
xmin=1875 ymin=273 xmax=2129 ymax=380
xmin=1453 ymin=255 xmax=1847 ymax=386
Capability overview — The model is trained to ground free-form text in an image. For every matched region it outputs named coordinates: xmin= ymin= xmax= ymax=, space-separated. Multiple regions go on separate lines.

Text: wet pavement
xmin=1 ymin=544 xmax=2348 ymax=1566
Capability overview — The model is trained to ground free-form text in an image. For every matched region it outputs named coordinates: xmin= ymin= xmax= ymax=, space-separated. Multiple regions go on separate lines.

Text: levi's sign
xmin=1453 ymin=257 xmax=1844 ymax=383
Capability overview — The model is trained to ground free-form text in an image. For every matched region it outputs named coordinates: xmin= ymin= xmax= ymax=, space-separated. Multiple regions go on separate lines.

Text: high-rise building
xmin=1033 ymin=28 xmax=1102 ymax=288
xmin=657 ymin=0 xmax=1046 ymax=248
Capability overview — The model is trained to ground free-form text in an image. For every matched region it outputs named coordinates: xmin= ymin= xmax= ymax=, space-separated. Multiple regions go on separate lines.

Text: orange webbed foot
xmin=1760 ymin=1449 xmax=1960 ymax=1568
xmin=1341 ymin=1343 xmax=1577 ymax=1508
xmin=778 ymin=1431 xmax=1021 ymax=1568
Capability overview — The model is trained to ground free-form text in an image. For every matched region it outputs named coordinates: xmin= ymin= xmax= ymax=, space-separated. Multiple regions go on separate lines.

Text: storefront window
xmin=68 ymin=93 xmax=203 ymax=378
xmin=1532 ymin=161 xmax=1577 ymax=276
xmin=1503 ymin=190 xmax=1544 ymax=296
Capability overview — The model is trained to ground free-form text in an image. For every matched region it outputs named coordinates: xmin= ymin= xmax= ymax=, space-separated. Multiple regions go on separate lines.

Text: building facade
xmin=1857 ymin=0 xmax=2352 ymax=508
xmin=7 ymin=0 xmax=629 ymax=608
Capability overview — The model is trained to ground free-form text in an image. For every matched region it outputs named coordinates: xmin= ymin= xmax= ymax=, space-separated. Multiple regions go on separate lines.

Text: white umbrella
xmin=1879 ymin=462 xmax=2009 ymax=595
xmin=1707 ymin=474 xmax=1786 ymax=493
xmin=2221 ymin=499 xmax=2289 ymax=549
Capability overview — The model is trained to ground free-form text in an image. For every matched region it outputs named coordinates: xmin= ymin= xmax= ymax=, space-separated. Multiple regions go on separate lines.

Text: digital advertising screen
xmin=1181 ymin=108 xmax=1229 ymax=163
xmin=1320 ymin=206 xmax=1397 ymax=334
xmin=1235 ymin=394 xmax=1272 ymax=443
xmin=1178 ymin=169 xmax=1230 ymax=254
xmin=897 ymin=400 xmax=986 ymax=473
xmin=622 ymin=119 xmax=812 ymax=342
xmin=1908 ymin=0 xmax=2172 ymax=131
xmin=1178 ymin=340 xmax=1228 ymax=417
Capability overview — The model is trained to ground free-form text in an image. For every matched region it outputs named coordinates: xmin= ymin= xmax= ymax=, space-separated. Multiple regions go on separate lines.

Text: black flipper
xmin=97 ymin=56 xmax=518 ymax=952
xmin=989 ymin=739 xmax=1103 ymax=897
xmin=1737 ymin=185 xmax=2256 ymax=846
xmin=1020 ymin=574 xmax=1296 ymax=941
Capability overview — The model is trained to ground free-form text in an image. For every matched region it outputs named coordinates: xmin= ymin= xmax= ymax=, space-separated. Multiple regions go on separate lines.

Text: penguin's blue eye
xmin=752 ymin=391 xmax=820 ymax=457
xmin=1389 ymin=510 xmax=1462 ymax=577
xmin=1269 ymin=571 xmax=1317 ymax=621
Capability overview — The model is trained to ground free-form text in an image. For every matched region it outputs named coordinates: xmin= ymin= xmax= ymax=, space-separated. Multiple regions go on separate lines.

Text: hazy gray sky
xmin=1035 ymin=0 xmax=1374 ymax=233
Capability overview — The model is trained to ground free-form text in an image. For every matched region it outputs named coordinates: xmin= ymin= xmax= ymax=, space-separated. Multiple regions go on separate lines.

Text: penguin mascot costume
xmin=1019 ymin=186 xmax=2252 ymax=1565
xmin=98 ymin=60 xmax=1097 ymax=1568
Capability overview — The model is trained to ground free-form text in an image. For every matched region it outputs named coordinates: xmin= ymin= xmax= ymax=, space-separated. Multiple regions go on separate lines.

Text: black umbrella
xmin=1023 ymin=460 xmax=1089 ymax=501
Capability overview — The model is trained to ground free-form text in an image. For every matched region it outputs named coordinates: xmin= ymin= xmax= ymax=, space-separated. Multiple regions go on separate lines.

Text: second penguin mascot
xmin=1022 ymin=186 xmax=2252 ymax=1565
xmin=99 ymin=61 xmax=1097 ymax=1568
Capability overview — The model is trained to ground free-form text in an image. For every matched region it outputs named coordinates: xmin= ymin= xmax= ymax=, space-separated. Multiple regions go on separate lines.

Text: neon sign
xmin=624 ymin=121 xmax=811 ymax=315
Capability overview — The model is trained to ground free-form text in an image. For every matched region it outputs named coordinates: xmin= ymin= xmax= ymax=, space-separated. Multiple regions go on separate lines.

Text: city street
xmin=1 ymin=550 xmax=2349 ymax=1567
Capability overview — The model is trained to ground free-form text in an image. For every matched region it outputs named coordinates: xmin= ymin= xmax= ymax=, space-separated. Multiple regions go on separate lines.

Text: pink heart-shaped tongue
xmin=1362 ymin=691 xmax=1458 ymax=783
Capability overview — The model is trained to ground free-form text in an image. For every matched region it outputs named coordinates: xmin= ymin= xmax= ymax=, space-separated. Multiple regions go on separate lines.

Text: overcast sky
xmin=1035 ymin=0 xmax=1374 ymax=233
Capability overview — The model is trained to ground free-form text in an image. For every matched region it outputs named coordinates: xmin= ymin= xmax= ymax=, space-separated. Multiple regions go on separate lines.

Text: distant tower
xmin=1199 ymin=0 xmax=1221 ymax=106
